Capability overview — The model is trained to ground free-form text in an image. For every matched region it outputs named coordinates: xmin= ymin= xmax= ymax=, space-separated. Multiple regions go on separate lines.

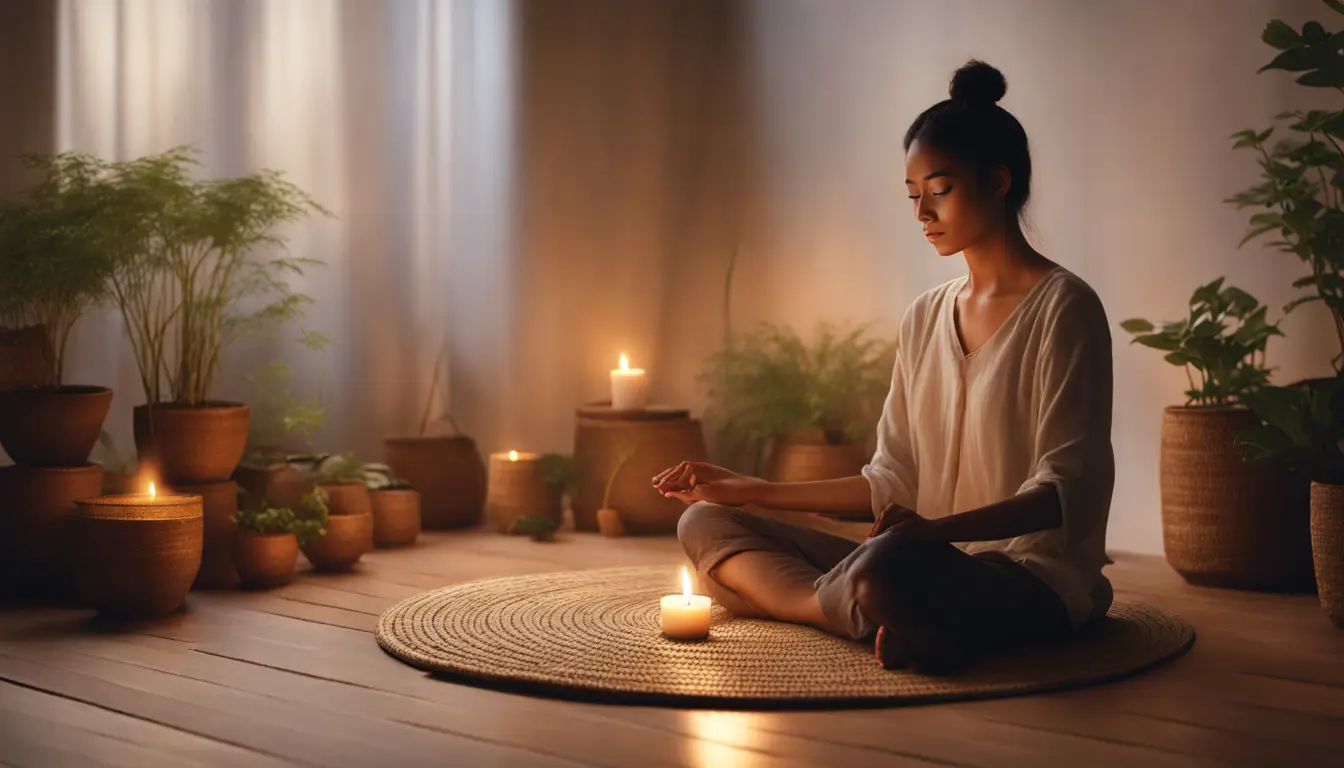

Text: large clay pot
xmin=233 ymin=464 xmax=314 ymax=512
xmin=320 ymin=482 xmax=373 ymax=517
xmin=383 ymin=435 xmax=485 ymax=529
xmin=1160 ymin=406 xmax=1314 ymax=591
xmin=1311 ymin=482 xmax=1344 ymax=628
xmin=72 ymin=492 xmax=203 ymax=618
xmin=763 ymin=430 xmax=868 ymax=483
xmin=169 ymin=480 xmax=239 ymax=589
xmin=300 ymin=512 xmax=372 ymax=572
xmin=0 ymin=324 xmax=53 ymax=391
xmin=0 ymin=463 xmax=104 ymax=601
xmin=232 ymin=530 xmax=299 ymax=588
xmin=0 ymin=386 xmax=113 ymax=466
xmin=372 ymin=489 xmax=420 ymax=547
xmin=133 ymin=402 xmax=250 ymax=484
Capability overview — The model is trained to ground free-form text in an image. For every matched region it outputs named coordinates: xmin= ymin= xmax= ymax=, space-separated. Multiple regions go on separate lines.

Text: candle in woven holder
xmin=486 ymin=451 xmax=562 ymax=534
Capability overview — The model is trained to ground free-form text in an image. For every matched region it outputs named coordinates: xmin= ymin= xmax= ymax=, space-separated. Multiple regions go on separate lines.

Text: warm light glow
xmin=148 ymin=482 xmax=157 ymax=498
xmin=508 ymin=450 xmax=518 ymax=462
xmin=681 ymin=565 xmax=692 ymax=604
xmin=619 ymin=353 xmax=630 ymax=372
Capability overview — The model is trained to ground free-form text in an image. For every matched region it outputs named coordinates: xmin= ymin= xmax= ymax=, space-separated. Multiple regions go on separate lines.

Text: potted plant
xmin=233 ymin=343 xmax=328 ymax=510
xmin=699 ymin=321 xmax=893 ymax=486
xmin=102 ymin=146 xmax=328 ymax=485
xmin=1237 ymin=374 xmax=1344 ymax=626
xmin=298 ymin=462 xmax=370 ymax=570
xmin=232 ymin=489 xmax=327 ymax=588
xmin=592 ymin=445 xmax=639 ymax=538
xmin=1120 ymin=277 xmax=1313 ymax=590
xmin=383 ymin=343 xmax=486 ymax=529
xmin=363 ymin=463 xmax=420 ymax=547
xmin=1226 ymin=4 xmax=1344 ymax=385
xmin=0 ymin=151 xmax=118 ymax=466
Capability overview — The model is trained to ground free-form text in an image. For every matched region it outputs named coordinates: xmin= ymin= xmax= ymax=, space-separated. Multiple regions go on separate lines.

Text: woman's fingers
xmin=652 ymin=462 xmax=687 ymax=490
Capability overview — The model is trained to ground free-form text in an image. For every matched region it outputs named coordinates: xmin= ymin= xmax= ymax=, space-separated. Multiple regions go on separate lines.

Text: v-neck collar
xmin=948 ymin=266 xmax=1066 ymax=360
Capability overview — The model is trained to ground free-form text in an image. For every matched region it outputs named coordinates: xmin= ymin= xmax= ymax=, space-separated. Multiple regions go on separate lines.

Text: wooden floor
xmin=1 ymin=527 xmax=1342 ymax=768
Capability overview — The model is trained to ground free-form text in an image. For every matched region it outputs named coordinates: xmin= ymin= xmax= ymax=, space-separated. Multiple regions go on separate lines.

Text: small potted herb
xmin=297 ymin=472 xmax=371 ymax=572
xmin=231 ymin=489 xmax=327 ymax=588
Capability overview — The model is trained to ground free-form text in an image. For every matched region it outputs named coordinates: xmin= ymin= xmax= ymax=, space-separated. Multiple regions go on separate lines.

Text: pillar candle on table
xmin=610 ymin=354 xmax=648 ymax=411
xmin=660 ymin=565 xmax=711 ymax=639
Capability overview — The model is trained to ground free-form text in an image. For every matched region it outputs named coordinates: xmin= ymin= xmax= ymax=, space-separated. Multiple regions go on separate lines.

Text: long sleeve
xmin=862 ymin=342 xmax=919 ymax=516
xmin=1015 ymin=287 xmax=1115 ymax=552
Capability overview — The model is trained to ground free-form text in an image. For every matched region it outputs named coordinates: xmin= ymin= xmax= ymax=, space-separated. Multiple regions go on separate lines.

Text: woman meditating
xmin=654 ymin=60 xmax=1114 ymax=675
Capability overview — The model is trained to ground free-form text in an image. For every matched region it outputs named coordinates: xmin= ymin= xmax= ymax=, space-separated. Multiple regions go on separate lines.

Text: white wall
xmin=742 ymin=0 xmax=1338 ymax=554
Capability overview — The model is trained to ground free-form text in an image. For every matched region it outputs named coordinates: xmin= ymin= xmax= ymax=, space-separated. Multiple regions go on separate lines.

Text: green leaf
xmin=1119 ymin=318 xmax=1155 ymax=333
xmin=1260 ymin=47 xmax=1321 ymax=73
xmin=1131 ymin=332 xmax=1182 ymax=352
xmin=1239 ymin=222 xmax=1279 ymax=247
xmin=1263 ymin=19 xmax=1302 ymax=49
xmin=1305 ymin=20 xmax=1329 ymax=44
xmin=1328 ymin=0 xmax=1344 ymax=16
xmin=1297 ymin=65 xmax=1344 ymax=87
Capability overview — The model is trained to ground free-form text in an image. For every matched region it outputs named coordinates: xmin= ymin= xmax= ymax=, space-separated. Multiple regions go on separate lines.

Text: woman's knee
xmin=849 ymin=534 xmax=943 ymax=601
xmin=676 ymin=501 xmax=744 ymax=556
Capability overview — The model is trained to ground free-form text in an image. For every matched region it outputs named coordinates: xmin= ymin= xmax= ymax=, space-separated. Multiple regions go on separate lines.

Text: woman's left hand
xmin=869 ymin=503 xmax=940 ymax=540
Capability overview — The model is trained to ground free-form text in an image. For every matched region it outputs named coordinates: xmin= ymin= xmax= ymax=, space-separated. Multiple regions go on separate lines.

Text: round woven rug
xmin=376 ymin=566 xmax=1195 ymax=708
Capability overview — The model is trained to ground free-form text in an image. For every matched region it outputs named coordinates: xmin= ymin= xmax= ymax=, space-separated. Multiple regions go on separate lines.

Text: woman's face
xmin=904 ymin=139 xmax=1007 ymax=257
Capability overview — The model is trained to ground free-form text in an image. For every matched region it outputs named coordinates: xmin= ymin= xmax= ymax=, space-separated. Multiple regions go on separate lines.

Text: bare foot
xmin=874 ymin=626 xmax=908 ymax=670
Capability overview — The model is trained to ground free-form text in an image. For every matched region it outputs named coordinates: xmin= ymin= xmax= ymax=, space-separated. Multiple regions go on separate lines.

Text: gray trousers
xmin=676 ymin=501 xmax=1073 ymax=647
xmin=677 ymin=501 xmax=876 ymax=640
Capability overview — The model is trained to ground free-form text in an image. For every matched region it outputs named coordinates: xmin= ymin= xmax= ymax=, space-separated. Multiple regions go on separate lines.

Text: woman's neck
xmin=960 ymin=222 xmax=1047 ymax=295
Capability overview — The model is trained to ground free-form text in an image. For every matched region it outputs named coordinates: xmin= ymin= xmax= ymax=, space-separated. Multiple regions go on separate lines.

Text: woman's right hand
xmin=651 ymin=461 xmax=766 ymax=507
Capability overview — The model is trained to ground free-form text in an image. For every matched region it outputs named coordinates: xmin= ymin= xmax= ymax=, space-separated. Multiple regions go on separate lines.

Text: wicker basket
xmin=0 ymin=463 xmax=104 ymax=601
xmin=320 ymin=482 xmax=373 ymax=517
xmin=1160 ymin=406 xmax=1314 ymax=591
xmin=383 ymin=435 xmax=485 ymax=529
xmin=485 ymin=453 xmax=562 ymax=534
xmin=169 ymin=480 xmax=239 ymax=590
xmin=232 ymin=530 xmax=299 ymax=588
xmin=571 ymin=405 xmax=708 ymax=535
xmin=372 ymin=489 xmax=421 ymax=547
xmin=72 ymin=493 xmax=203 ymax=618
xmin=762 ymin=433 xmax=868 ymax=485
xmin=1311 ymin=482 xmax=1344 ymax=628
xmin=301 ymin=512 xmax=372 ymax=572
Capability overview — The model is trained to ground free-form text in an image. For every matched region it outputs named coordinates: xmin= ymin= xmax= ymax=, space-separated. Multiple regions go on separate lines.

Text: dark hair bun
xmin=949 ymin=60 xmax=1006 ymax=104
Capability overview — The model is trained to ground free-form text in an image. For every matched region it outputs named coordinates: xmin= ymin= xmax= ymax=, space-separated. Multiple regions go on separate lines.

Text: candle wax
xmin=660 ymin=593 xmax=711 ymax=639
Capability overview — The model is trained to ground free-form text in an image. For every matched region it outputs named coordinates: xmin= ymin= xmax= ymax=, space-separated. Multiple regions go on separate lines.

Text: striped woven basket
xmin=1311 ymin=482 xmax=1344 ymax=628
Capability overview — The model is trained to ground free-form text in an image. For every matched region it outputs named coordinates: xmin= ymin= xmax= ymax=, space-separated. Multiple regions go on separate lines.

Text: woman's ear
xmin=992 ymin=165 xmax=1012 ymax=200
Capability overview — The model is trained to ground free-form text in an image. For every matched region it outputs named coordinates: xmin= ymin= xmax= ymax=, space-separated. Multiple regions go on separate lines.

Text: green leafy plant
xmin=101 ymin=146 xmax=330 ymax=406
xmin=233 ymin=489 xmax=328 ymax=548
xmin=1227 ymin=2 xmax=1344 ymax=372
xmin=241 ymin=332 xmax=331 ymax=467
xmin=361 ymin=462 xmax=412 ymax=491
xmin=539 ymin=453 xmax=585 ymax=498
xmin=508 ymin=515 xmax=559 ymax=542
xmin=0 ymin=151 xmax=122 ymax=385
xmin=700 ymin=322 xmax=895 ymax=465
xmin=1119 ymin=278 xmax=1282 ymax=407
xmin=1237 ymin=373 xmax=1344 ymax=484
xmin=311 ymin=452 xmax=365 ymax=485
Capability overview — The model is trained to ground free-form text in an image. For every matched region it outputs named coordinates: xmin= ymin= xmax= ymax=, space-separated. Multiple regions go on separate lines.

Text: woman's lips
xmin=925 ymin=231 xmax=944 ymax=242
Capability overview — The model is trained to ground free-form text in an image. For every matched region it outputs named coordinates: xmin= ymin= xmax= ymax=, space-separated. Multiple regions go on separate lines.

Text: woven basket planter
xmin=1311 ymin=482 xmax=1344 ymax=628
xmin=1159 ymin=406 xmax=1313 ymax=591
xmin=72 ymin=493 xmax=203 ymax=618
xmin=762 ymin=432 xmax=868 ymax=485
xmin=0 ymin=463 xmax=104 ymax=601
xmin=301 ymin=512 xmax=372 ymax=572
xmin=0 ymin=385 xmax=112 ymax=466
xmin=383 ymin=435 xmax=485 ymax=529
xmin=320 ymin=482 xmax=373 ymax=518
xmin=372 ymin=489 xmax=421 ymax=547
xmin=169 ymin=480 xmax=239 ymax=590
xmin=485 ymin=453 xmax=562 ymax=535
xmin=232 ymin=530 xmax=299 ymax=588
xmin=134 ymin=402 xmax=250 ymax=484
xmin=571 ymin=405 xmax=708 ymax=535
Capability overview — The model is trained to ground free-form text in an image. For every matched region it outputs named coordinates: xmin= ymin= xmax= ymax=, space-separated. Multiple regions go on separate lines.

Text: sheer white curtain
xmin=57 ymin=0 xmax=516 ymax=462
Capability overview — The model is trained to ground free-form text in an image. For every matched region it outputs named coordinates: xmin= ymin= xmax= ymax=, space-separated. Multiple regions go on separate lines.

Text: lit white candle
xmin=660 ymin=565 xmax=711 ymax=639
xmin=610 ymin=353 xmax=648 ymax=410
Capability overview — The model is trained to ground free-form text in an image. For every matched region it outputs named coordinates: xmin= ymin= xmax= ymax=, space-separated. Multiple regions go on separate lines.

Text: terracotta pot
xmin=371 ymin=489 xmax=420 ymax=547
xmin=232 ymin=530 xmax=299 ymax=588
xmin=103 ymin=470 xmax=136 ymax=496
xmin=1160 ymin=406 xmax=1314 ymax=591
xmin=1311 ymin=482 xmax=1344 ymax=628
xmin=596 ymin=507 xmax=625 ymax=537
xmin=383 ymin=435 xmax=485 ymax=529
xmin=0 ymin=463 xmax=103 ymax=601
xmin=169 ymin=480 xmax=239 ymax=589
xmin=133 ymin=402 xmax=250 ymax=484
xmin=233 ymin=464 xmax=314 ymax=512
xmin=300 ymin=512 xmax=372 ymax=572
xmin=72 ymin=493 xmax=203 ymax=618
xmin=0 ymin=386 xmax=113 ymax=466
xmin=321 ymin=482 xmax=372 ymax=517
xmin=0 ymin=324 xmax=53 ymax=391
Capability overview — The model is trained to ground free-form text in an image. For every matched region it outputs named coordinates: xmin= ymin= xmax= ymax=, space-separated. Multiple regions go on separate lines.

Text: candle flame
xmin=148 ymin=481 xmax=157 ymax=498
xmin=619 ymin=353 xmax=630 ymax=372
xmin=508 ymin=450 xmax=518 ymax=462
xmin=681 ymin=565 xmax=692 ymax=604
